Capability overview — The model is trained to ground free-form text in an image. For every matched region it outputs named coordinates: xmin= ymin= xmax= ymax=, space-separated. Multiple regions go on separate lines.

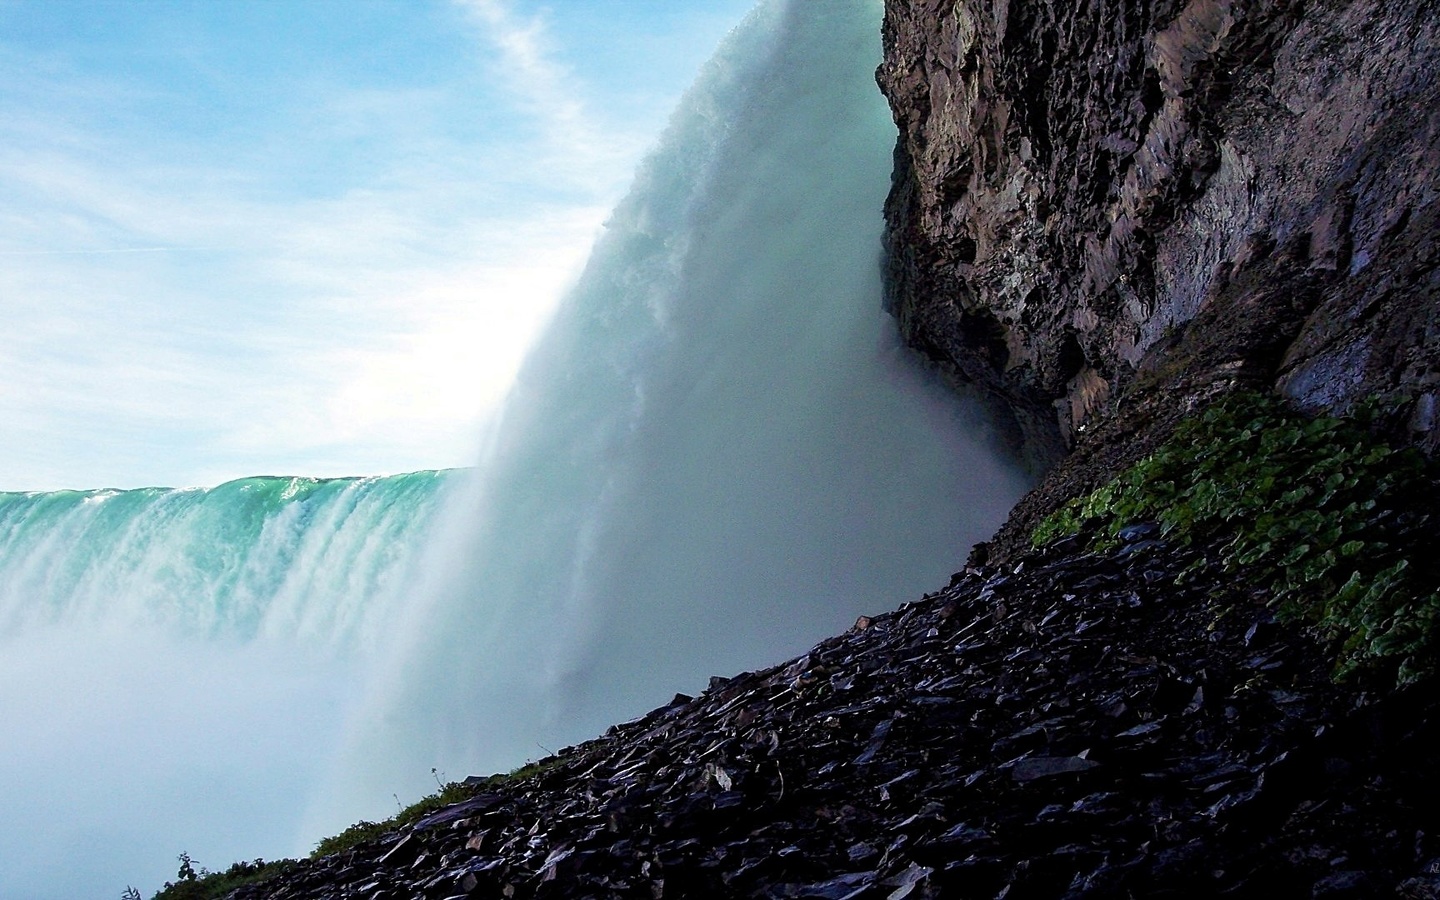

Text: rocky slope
xmin=198 ymin=2 xmax=1440 ymax=898
xmin=221 ymin=534 xmax=1440 ymax=899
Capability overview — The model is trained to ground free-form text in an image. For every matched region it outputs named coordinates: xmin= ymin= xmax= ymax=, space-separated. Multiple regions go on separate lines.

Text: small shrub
xmin=150 ymin=855 xmax=296 ymax=900
xmin=1033 ymin=391 xmax=1440 ymax=682
xmin=310 ymin=820 xmax=393 ymax=859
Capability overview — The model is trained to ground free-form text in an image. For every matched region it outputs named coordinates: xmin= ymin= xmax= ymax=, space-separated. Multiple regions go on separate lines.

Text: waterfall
xmin=314 ymin=0 xmax=1029 ymax=832
xmin=0 ymin=1 xmax=1030 ymax=895
xmin=0 ymin=472 xmax=458 ymax=899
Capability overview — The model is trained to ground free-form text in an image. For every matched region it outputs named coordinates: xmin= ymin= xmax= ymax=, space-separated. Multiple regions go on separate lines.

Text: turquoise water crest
xmin=0 ymin=471 xmax=456 ymax=646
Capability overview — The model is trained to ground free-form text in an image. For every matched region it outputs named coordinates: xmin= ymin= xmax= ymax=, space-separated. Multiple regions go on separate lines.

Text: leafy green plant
xmin=1033 ymin=392 xmax=1440 ymax=683
xmin=150 ymin=855 xmax=296 ymax=900
xmin=309 ymin=820 xmax=394 ymax=860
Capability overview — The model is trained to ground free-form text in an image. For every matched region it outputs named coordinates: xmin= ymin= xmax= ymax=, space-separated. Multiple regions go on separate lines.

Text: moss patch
xmin=308 ymin=778 xmax=480 ymax=859
xmin=1033 ymin=392 xmax=1440 ymax=683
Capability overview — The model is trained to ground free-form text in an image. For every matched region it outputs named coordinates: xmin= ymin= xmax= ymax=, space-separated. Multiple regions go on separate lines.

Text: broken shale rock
xmin=229 ymin=535 xmax=1440 ymax=899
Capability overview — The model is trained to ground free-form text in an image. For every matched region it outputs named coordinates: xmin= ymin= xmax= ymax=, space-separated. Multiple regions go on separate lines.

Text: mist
xmin=311 ymin=0 xmax=1030 ymax=835
xmin=0 ymin=474 xmax=454 ymax=897
xmin=0 ymin=2 xmax=1030 ymax=896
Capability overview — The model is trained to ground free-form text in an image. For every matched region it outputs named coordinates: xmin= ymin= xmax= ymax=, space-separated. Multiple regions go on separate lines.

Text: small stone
xmin=1117 ymin=721 xmax=1162 ymax=738
xmin=882 ymin=862 xmax=934 ymax=899
xmin=1117 ymin=522 xmax=1161 ymax=542
xmin=712 ymin=791 xmax=745 ymax=810
xmin=790 ymin=871 xmax=876 ymax=899
xmin=1010 ymin=757 xmax=1102 ymax=782
xmin=1312 ymin=870 xmax=1373 ymax=897
xmin=1397 ymin=874 xmax=1440 ymax=899
xmin=1117 ymin=539 xmax=1163 ymax=559
xmin=378 ymin=835 xmax=418 ymax=867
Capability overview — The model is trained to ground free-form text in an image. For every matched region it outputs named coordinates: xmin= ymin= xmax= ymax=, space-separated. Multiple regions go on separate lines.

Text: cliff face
xmin=877 ymin=0 xmax=1440 ymax=464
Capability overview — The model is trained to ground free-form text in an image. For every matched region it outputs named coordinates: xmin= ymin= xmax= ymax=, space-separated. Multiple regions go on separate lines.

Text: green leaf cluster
xmin=1033 ymin=392 xmax=1440 ymax=683
xmin=149 ymin=856 xmax=296 ymax=900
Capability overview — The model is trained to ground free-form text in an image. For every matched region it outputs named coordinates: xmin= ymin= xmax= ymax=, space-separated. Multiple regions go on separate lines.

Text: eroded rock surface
xmin=229 ymin=535 xmax=1440 ymax=899
xmin=878 ymin=0 xmax=1440 ymax=463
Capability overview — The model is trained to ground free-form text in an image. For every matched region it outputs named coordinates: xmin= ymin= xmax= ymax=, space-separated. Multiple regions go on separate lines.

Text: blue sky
xmin=0 ymin=0 xmax=756 ymax=491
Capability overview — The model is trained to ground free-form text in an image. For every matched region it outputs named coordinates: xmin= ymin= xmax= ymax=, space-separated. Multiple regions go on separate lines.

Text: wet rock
xmin=877 ymin=0 xmax=1440 ymax=470
xmin=1398 ymin=872 xmax=1440 ymax=900
xmin=781 ymin=871 xmax=875 ymax=899
xmin=413 ymin=795 xmax=503 ymax=831
xmin=881 ymin=863 xmax=932 ymax=899
xmin=1009 ymin=756 xmax=1103 ymax=783
xmin=1312 ymin=870 xmax=1375 ymax=897
xmin=376 ymin=835 xmax=418 ymax=867
xmin=1117 ymin=523 xmax=1161 ymax=543
xmin=222 ymin=534 xmax=1440 ymax=900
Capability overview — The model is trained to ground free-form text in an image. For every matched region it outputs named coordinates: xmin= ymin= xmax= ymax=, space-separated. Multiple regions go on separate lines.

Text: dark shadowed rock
xmin=223 ymin=535 xmax=1440 ymax=899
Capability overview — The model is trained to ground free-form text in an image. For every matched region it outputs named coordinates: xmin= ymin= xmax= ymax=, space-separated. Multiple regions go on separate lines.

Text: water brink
xmin=0 ymin=471 xmax=457 ymax=899
xmin=319 ymin=0 xmax=1031 ymax=828
xmin=0 ymin=471 xmax=455 ymax=649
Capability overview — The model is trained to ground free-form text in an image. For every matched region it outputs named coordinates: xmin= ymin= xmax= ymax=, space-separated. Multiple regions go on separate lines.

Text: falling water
xmin=314 ymin=0 xmax=1029 ymax=832
xmin=0 ymin=472 xmax=460 ymax=898
xmin=0 ymin=1 xmax=1030 ymax=896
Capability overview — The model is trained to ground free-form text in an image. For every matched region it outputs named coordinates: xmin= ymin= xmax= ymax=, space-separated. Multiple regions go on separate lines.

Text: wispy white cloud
xmin=0 ymin=126 xmax=609 ymax=487
xmin=0 ymin=1 xmax=746 ymax=491
xmin=451 ymin=0 xmax=652 ymax=196
xmin=0 ymin=111 xmax=600 ymax=490
xmin=456 ymin=0 xmax=587 ymax=129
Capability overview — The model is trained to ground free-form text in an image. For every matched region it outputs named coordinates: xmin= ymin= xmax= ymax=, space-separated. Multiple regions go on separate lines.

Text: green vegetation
xmin=139 ymin=758 xmax=566 ymax=899
xmin=1033 ymin=392 xmax=1440 ymax=683
xmin=311 ymin=758 xmax=564 ymax=859
xmin=148 ymin=853 xmax=297 ymax=900
xmin=308 ymin=776 xmax=478 ymax=859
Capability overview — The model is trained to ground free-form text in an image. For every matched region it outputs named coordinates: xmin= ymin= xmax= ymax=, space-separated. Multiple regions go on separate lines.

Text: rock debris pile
xmin=233 ymin=532 xmax=1440 ymax=899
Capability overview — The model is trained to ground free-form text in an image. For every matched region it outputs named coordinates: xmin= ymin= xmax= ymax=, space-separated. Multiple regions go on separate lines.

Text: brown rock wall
xmin=878 ymin=0 xmax=1440 ymax=462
